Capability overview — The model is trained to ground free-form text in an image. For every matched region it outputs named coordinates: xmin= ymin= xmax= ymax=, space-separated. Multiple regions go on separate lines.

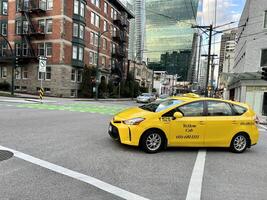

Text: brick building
xmin=0 ymin=0 xmax=133 ymax=97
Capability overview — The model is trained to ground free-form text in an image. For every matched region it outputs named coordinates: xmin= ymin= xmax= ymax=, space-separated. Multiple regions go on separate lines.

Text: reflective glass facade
xmin=145 ymin=0 xmax=199 ymax=62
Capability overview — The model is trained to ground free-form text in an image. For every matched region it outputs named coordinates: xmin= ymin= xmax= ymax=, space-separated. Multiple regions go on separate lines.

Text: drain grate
xmin=0 ymin=150 xmax=14 ymax=162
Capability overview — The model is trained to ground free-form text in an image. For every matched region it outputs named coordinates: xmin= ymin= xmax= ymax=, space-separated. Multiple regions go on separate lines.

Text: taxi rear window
xmin=139 ymin=99 xmax=183 ymax=112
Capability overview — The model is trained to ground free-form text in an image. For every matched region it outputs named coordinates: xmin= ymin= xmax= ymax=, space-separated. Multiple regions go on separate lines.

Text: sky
xmin=196 ymin=0 xmax=246 ymax=81
xmin=197 ymin=0 xmax=246 ymax=54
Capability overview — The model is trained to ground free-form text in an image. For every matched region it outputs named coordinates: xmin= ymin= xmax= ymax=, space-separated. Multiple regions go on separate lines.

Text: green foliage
xmin=0 ymin=81 xmax=10 ymax=91
xmin=99 ymin=79 xmax=108 ymax=98
xmin=79 ymin=65 xmax=96 ymax=98
xmin=152 ymin=88 xmax=157 ymax=93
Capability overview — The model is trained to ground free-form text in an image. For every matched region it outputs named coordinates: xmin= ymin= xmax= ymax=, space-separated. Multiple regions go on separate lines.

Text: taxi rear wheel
xmin=140 ymin=130 xmax=164 ymax=153
xmin=230 ymin=133 xmax=248 ymax=153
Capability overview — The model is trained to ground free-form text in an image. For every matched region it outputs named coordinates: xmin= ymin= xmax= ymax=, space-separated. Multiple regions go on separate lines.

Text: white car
xmin=136 ymin=93 xmax=156 ymax=103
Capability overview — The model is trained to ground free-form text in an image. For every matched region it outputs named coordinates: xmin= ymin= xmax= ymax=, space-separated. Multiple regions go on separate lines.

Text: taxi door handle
xmin=199 ymin=121 xmax=205 ymax=125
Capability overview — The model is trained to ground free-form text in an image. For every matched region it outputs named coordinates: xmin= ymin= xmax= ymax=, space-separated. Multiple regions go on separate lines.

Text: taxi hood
xmin=114 ymin=107 xmax=153 ymax=121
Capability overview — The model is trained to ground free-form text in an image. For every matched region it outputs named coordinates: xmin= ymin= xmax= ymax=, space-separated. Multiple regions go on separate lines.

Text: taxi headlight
xmin=123 ymin=118 xmax=145 ymax=125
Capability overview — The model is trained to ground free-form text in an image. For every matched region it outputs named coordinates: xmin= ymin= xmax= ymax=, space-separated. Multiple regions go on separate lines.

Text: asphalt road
xmin=0 ymin=99 xmax=266 ymax=200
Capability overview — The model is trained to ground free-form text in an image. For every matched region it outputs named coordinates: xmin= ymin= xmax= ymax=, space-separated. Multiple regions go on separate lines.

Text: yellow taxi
xmin=108 ymin=95 xmax=259 ymax=153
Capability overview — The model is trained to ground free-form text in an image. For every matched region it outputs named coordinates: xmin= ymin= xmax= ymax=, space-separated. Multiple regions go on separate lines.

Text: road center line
xmin=0 ymin=145 xmax=149 ymax=200
xmin=185 ymin=149 xmax=207 ymax=200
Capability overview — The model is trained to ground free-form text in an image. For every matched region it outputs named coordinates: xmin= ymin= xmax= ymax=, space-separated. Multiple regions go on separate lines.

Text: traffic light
xmin=261 ymin=67 xmax=267 ymax=81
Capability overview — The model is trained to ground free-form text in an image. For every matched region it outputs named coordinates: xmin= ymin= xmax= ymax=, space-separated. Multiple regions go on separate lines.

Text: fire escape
xmin=112 ymin=12 xmax=129 ymax=80
xmin=17 ymin=0 xmax=46 ymax=63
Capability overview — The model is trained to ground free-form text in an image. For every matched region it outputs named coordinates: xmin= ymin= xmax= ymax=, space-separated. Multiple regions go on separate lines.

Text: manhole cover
xmin=0 ymin=150 xmax=13 ymax=162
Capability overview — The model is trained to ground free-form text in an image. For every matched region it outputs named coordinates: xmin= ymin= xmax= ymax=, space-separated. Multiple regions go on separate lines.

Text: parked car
xmin=156 ymin=94 xmax=170 ymax=102
xmin=136 ymin=93 xmax=156 ymax=103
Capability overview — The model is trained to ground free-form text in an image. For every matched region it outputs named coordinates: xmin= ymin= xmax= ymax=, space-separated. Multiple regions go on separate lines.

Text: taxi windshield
xmin=139 ymin=99 xmax=183 ymax=112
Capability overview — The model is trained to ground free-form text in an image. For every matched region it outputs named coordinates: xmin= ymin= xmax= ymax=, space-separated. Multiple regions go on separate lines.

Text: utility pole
xmin=206 ymin=24 xmax=213 ymax=97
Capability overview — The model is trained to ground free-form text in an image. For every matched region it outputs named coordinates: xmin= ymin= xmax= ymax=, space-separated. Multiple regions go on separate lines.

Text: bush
xmin=0 ymin=81 xmax=10 ymax=91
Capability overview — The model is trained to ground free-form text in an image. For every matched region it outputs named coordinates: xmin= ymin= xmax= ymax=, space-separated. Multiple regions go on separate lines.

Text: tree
xmin=80 ymin=65 xmax=96 ymax=98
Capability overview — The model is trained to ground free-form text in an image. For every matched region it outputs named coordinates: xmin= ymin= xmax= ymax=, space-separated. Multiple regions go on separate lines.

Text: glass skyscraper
xmin=145 ymin=0 xmax=199 ymax=62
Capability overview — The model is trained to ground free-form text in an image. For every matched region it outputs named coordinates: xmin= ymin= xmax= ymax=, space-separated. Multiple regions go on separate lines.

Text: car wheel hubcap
xmin=233 ymin=135 xmax=247 ymax=151
xmin=146 ymin=133 xmax=161 ymax=151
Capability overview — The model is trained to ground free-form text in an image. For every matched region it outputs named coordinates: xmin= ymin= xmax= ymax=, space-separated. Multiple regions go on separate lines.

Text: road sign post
xmin=39 ymin=57 xmax=47 ymax=103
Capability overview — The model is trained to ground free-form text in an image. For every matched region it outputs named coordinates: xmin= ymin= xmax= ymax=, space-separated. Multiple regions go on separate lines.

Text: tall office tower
xmin=127 ymin=0 xmax=145 ymax=63
xmin=146 ymin=0 xmax=199 ymax=78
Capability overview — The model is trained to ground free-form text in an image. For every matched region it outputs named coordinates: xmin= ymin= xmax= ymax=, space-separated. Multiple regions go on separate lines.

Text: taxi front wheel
xmin=230 ymin=134 xmax=248 ymax=153
xmin=140 ymin=131 xmax=164 ymax=153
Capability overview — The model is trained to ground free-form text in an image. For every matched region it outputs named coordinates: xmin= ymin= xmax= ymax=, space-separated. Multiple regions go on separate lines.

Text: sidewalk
xmin=0 ymin=91 xmax=135 ymax=102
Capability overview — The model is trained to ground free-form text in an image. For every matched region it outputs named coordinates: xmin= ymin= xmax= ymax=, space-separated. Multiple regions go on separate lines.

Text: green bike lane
xmin=15 ymin=102 xmax=130 ymax=115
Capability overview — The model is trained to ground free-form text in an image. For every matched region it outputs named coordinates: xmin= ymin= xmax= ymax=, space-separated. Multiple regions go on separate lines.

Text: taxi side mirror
xmin=173 ymin=112 xmax=183 ymax=119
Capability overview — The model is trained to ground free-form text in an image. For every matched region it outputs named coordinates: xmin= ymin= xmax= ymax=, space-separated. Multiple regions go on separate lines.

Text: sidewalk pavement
xmin=0 ymin=91 xmax=135 ymax=103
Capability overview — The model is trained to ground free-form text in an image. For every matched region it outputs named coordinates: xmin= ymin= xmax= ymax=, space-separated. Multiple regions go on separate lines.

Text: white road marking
xmin=258 ymin=124 xmax=267 ymax=131
xmin=0 ymin=145 xmax=149 ymax=200
xmin=185 ymin=149 xmax=207 ymax=200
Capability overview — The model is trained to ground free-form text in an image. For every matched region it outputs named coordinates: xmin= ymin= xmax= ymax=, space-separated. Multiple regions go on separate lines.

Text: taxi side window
xmin=207 ymin=101 xmax=233 ymax=116
xmin=232 ymin=104 xmax=247 ymax=115
xmin=178 ymin=101 xmax=204 ymax=117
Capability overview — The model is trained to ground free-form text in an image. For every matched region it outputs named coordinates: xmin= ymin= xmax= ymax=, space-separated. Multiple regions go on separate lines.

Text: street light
xmin=0 ymin=33 xmax=15 ymax=96
xmin=95 ymin=30 xmax=109 ymax=100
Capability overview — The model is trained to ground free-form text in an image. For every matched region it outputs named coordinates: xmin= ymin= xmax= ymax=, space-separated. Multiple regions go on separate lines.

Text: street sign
xmin=39 ymin=57 xmax=47 ymax=73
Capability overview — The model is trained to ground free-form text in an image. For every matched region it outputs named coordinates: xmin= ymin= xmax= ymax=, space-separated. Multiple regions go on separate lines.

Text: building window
xmin=15 ymin=43 xmax=21 ymax=56
xmin=78 ymin=47 xmax=84 ymax=61
xmin=89 ymin=52 xmax=94 ymax=64
xmin=72 ymin=45 xmax=78 ymax=59
xmin=91 ymin=0 xmax=100 ymax=8
xmin=71 ymin=69 xmax=76 ymax=81
xmin=77 ymin=70 xmax=82 ymax=82
xmin=16 ymin=21 xmax=21 ymax=34
xmin=80 ymin=2 xmax=85 ymax=17
xmin=46 ymin=19 xmax=53 ymax=33
xmin=38 ymin=43 xmax=45 ymax=56
xmin=46 ymin=67 xmax=51 ymax=80
xmin=104 ymin=20 xmax=108 ymax=31
xmin=73 ymin=23 xmax=79 ymax=37
xmin=23 ymin=43 xmax=28 ymax=56
xmin=104 ymin=2 xmax=108 ymax=14
xmin=1 ymin=43 xmax=7 ymax=56
xmin=47 ymin=0 xmax=53 ymax=10
xmin=261 ymin=49 xmax=267 ymax=66
xmin=71 ymin=89 xmax=76 ymax=97
xmin=264 ymin=11 xmax=267 ymax=29
xmin=23 ymin=21 xmax=29 ymax=34
xmin=90 ymin=32 xmax=94 ymax=45
xmin=15 ymin=86 xmax=20 ymax=91
xmin=38 ymin=67 xmax=51 ymax=80
xmin=46 ymin=43 xmax=52 ymax=57
xmin=111 ymin=8 xmax=114 ymax=19
xmin=103 ymin=38 xmax=107 ymax=50
xmin=2 ymin=1 xmax=8 ymax=15
xmin=1 ymin=22 xmax=7 ymax=36
xmin=38 ymin=19 xmax=45 ymax=32
xmin=1 ymin=67 xmax=7 ymax=78
xmin=90 ymin=32 xmax=98 ymax=46
xmin=23 ymin=67 xmax=28 ymax=79
xmin=91 ymin=12 xmax=100 ymax=27
xmin=79 ymin=24 xmax=84 ymax=39
xmin=74 ymin=0 xmax=79 ymax=14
